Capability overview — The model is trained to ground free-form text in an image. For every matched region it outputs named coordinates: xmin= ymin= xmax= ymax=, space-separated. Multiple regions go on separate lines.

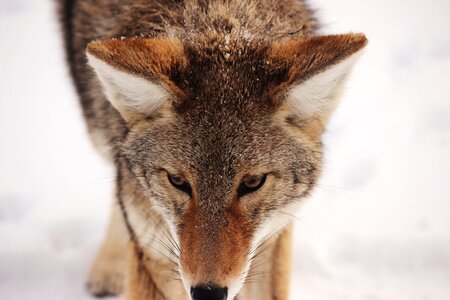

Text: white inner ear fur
xmin=287 ymin=49 xmax=364 ymax=119
xmin=87 ymin=53 xmax=168 ymax=115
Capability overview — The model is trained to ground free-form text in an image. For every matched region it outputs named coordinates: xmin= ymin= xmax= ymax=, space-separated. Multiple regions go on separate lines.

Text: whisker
xmin=134 ymin=221 xmax=180 ymax=266
xmin=243 ymin=279 xmax=263 ymax=285
xmin=142 ymin=207 xmax=181 ymax=254
xmin=245 ymin=271 xmax=269 ymax=280
xmin=278 ymin=210 xmax=307 ymax=226
xmin=249 ymin=221 xmax=293 ymax=258
xmin=137 ymin=229 xmax=180 ymax=260
xmin=142 ymin=240 xmax=179 ymax=266
xmin=166 ymin=276 xmax=182 ymax=282
xmin=133 ymin=219 xmax=178 ymax=256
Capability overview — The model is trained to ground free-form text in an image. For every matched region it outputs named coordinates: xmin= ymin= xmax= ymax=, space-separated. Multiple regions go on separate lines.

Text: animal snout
xmin=190 ymin=285 xmax=228 ymax=300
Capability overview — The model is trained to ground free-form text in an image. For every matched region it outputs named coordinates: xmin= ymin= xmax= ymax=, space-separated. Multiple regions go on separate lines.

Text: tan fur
xmin=87 ymin=202 xmax=128 ymax=296
xmin=126 ymin=224 xmax=293 ymax=300
xmin=58 ymin=0 xmax=367 ymax=299
xmin=125 ymin=243 xmax=166 ymax=300
xmin=270 ymin=225 xmax=293 ymax=300
xmin=238 ymin=225 xmax=292 ymax=300
xmin=125 ymin=241 xmax=190 ymax=300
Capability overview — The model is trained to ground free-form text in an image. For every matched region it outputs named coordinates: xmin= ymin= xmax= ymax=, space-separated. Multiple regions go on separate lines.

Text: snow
xmin=0 ymin=0 xmax=449 ymax=299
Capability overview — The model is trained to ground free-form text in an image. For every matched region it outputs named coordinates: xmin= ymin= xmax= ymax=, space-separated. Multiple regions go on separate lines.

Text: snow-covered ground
xmin=0 ymin=0 xmax=449 ymax=299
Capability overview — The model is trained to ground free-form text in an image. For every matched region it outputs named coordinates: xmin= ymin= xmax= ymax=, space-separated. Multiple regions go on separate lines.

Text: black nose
xmin=190 ymin=285 xmax=228 ymax=300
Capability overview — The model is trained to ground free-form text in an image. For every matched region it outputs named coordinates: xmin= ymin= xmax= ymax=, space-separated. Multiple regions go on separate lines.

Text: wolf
xmin=58 ymin=0 xmax=367 ymax=299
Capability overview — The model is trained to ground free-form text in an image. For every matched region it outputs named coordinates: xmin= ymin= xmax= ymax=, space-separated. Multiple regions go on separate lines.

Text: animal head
xmin=87 ymin=33 xmax=367 ymax=300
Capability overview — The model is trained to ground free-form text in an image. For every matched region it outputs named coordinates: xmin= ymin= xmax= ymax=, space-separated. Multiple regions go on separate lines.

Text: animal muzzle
xmin=190 ymin=285 xmax=228 ymax=300
xmin=179 ymin=206 xmax=254 ymax=300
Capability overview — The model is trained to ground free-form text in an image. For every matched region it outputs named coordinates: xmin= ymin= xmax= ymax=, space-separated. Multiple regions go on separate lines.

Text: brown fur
xmin=179 ymin=200 xmax=253 ymax=286
xmin=58 ymin=0 xmax=366 ymax=299
xmin=87 ymin=38 xmax=187 ymax=96
xmin=57 ymin=0 xmax=318 ymax=159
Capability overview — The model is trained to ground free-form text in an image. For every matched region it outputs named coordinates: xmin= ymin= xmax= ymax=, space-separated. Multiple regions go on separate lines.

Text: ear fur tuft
xmin=269 ymin=33 xmax=368 ymax=119
xmin=86 ymin=38 xmax=187 ymax=118
xmin=87 ymin=38 xmax=186 ymax=86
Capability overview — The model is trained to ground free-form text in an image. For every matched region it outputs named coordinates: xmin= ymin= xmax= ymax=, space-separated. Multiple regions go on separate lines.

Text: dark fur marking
xmin=116 ymin=157 xmax=136 ymax=242
xmin=292 ymin=169 xmax=301 ymax=184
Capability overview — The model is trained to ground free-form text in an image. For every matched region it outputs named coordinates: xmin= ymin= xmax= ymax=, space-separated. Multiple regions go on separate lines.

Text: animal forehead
xmin=176 ymin=59 xmax=276 ymax=134
xmin=178 ymin=63 xmax=277 ymax=125
xmin=176 ymin=111 xmax=282 ymax=176
xmin=166 ymin=44 xmax=289 ymax=176
xmin=180 ymin=43 xmax=282 ymax=92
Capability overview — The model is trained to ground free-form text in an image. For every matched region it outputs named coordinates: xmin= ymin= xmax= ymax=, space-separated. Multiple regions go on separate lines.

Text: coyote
xmin=58 ymin=0 xmax=366 ymax=299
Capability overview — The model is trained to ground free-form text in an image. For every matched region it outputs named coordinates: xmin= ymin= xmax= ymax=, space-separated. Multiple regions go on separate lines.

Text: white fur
xmin=126 ymin=205 xmax=181 ymax=264
xmin=288 ymin=50 xmax=364 ymax=118
xmin=226 ymin=201 xmax=302 ymax=300
xmin=87 ymin=54 xmax=168 ymax=115
xmin=250 ymin=201 xmax=301 ymax=257
xmin=227 ymin=277 xmax=246 ymax=300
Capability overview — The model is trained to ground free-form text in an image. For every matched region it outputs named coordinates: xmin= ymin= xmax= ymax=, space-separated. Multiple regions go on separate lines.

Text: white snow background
xmin=1 ymin=0 xmax=449 ymax=299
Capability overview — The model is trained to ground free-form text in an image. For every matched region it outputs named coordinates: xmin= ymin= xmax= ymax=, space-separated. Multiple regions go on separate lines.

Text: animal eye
xmin=168 ymin=174 xmax=192 ymax=195
xmin=237 ymin=174 xmax=267 ymax=197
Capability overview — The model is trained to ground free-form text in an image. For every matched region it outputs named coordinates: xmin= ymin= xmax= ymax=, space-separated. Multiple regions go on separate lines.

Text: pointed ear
xmin=86 ymin=38 xmax=187 ymax=121
xmin=268 ymin=33 xmax=368 ymax=120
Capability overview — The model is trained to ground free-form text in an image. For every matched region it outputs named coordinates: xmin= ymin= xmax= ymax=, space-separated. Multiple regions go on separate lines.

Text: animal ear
xmin=269 ymin=33 xmax=368 ymax=120
xmin=86 ymin=38 xmax=187 ymax=121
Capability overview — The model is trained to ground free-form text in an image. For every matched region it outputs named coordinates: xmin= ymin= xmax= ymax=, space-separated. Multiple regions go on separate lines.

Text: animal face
xmin=87 ymin=34 xmax=367 ymax=299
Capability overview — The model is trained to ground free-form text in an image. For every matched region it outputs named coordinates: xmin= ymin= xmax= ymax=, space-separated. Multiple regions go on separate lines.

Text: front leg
xmin=124 ymin=240 xmax=189 ymax=300
xmin=270 ymin=224 xmax=293 ymax=300
xmin=124 ymin=242 xmax=166 ymax=300
xmin=87 ymin=202 xmax=129 ymax=297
